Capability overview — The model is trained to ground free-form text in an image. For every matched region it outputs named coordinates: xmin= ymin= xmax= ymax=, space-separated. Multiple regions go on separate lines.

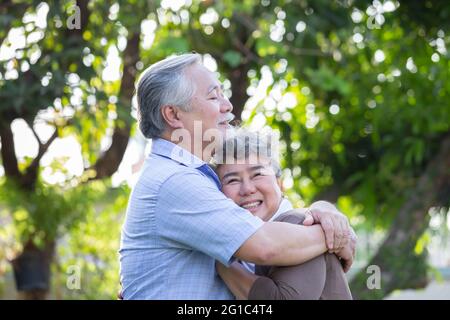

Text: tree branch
xmin=288 ymin=47 xmax=332 ymax=57
xmin=27 ymin=129 xmax=58 ymax=174
xmin=17 ymin=129 xmax=59 ymax=190
xmin=28 ymin=122 xmax=43 ymax=146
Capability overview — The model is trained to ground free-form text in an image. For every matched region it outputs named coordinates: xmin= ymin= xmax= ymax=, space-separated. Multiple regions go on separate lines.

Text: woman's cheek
xmin=222 ymin=185 xmax=238 ymax=202
xmin=265 ymin=187 xmax=281 ymax=214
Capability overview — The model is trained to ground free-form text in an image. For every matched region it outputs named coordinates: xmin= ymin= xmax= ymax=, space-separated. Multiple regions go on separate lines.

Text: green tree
xmin=1 ymin=0 xmax=449 ymax=299
xmin=0 ymin=0 xmax=149 ymax=298
xmin=149 ymin=0 xmax=450 ymax=298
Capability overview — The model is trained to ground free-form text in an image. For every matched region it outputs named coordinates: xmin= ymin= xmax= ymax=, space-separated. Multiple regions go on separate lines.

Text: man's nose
xmin=220 ymin=95 xmax=233 ymax=114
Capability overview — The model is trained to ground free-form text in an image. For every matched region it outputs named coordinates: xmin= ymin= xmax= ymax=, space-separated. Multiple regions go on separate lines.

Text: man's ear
xmin=161 ymin=105 xmax=184 ymax=130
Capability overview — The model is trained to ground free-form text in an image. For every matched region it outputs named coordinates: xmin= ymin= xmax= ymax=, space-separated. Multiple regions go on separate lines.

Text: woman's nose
xmin=239 ymin=179 xmax=256 ymax=196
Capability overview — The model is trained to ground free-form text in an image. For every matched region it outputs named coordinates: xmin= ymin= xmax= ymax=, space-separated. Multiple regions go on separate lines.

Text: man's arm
xmin=158 ymin=171 xmax=352 ymax=268
xmin=303 ymin=200 xmax=357 ymax=255
xmin=234 ymin=222 xmax=328 ymax=266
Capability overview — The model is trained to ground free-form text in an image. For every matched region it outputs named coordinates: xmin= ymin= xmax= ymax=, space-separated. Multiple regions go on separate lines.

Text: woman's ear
xmin=161 ymin=105 xmax=184 ymax=130
xmin=277 ymin=177 xmax=284 ymax=193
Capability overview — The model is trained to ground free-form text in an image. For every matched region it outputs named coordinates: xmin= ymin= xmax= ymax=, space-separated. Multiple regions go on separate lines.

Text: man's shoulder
xmin=140 ymin=155 xmax=197 ymax=178
xmin=137 ymin=155 xmax=207 ymax=191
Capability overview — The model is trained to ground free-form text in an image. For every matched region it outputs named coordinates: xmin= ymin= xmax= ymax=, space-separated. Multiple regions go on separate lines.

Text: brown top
xmin=247 ymin=211 xmax=352 ymax=300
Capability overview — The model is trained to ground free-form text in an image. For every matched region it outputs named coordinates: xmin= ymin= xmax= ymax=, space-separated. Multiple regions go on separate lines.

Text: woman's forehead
xmin=219 ymin=158 xmax=274 ymax=175
xmin=221 ymin=153 xmax=270 ymax=165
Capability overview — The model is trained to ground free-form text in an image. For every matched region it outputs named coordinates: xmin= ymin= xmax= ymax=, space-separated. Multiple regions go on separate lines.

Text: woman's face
xmin=217 ymin=155 xmax=283 ymax=221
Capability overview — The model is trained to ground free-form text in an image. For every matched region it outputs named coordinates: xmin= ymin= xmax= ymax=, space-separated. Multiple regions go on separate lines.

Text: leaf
xmin=223 ymin=50 xmax=242 ymax=68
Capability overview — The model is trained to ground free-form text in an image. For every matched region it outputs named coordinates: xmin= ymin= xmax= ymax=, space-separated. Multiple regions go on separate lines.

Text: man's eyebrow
xmin=207 ymin=83 xmax=224 ymax=94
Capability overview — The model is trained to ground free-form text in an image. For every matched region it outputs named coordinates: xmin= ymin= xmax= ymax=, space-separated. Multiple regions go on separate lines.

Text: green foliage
xmin=53 ymin=185 xmax=129 ymax=299
xmin=240 ymin=0 xmax=450 ymax=231
xmin=223 ymin=50 xmax=242 ymax=68
xmin=1 ymin=0 xmax=449 ymax=299
xmin=0 ymin=178 xmax=107 ymax=247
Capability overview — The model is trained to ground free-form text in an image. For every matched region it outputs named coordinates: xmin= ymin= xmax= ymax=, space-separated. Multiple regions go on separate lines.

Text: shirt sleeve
xmin=155 ymin=169 xmax=264 ymax=266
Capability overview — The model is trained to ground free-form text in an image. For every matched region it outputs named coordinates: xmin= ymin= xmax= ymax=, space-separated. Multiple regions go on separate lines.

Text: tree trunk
xmin=2 ymin=0 xmax=90 ymax=298
xmin=229 ymin=64 xmax=250 ymax=121
xmin=227 ymin=14 xmax=257 ymax=121
xmin=350 ymin=133 xmax=450 ymax=299
xmin=90 ymin=31 xmax=140 ymax=180
xmin=0 ymin=123 xmax=21 ymax=179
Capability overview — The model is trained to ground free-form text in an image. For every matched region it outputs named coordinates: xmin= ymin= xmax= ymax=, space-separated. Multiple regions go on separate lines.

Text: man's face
xmin=178 ymin=64 xmax=234 ymax=143
xmin=217 ymin=155 xmax=283 ymax=222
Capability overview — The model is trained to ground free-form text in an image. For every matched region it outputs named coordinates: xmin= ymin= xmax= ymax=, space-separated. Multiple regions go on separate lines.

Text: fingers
xmin=329 ymin=213 xmax=345 ymax=252
xmin=350 ymin=229 xmax=357 ymax=258
xmin=338 ymin=252 xmax=353 ymax=273
xmin=333 ymin=215 xmax=344 ymax=251
xmin=319 ymin=214 xmax=335 ymax=250
xmin=338 ymin=218 xmax=350 ymax=247
xmin=313 ymin=210 xmax=342 ymax=251
xmin=302 ymin=213 xmax=314 ymax=226
xmin=335 ymin=213 xmax=352 ymax=251
xmin=342 ymin=258 xmax=352 ymax=273
xmin=311 ymin=207 xmax=354 ymax=253
xmin=336 ymin=227 xmax=357 ymax=273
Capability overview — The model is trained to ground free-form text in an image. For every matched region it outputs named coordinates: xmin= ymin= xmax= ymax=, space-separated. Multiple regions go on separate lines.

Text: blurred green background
xmin=0 ymin=0 xmax=449 ymax=299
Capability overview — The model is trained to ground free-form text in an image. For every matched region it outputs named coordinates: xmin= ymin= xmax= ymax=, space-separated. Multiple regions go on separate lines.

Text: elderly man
xmin=119 ymin=53 xmax=356 ymax=299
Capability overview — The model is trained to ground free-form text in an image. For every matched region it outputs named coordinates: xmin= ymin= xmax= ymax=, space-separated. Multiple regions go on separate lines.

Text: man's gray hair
xmin=212 ymin=129 xmax=282 ymax=177
xmin=136 ymin=53 xmax=202 ymax=138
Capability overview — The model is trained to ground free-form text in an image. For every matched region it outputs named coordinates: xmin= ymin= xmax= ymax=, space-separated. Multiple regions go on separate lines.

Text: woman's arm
xmin=216 ymin=261 xmax=259 ymax=300
xmin=216 ymin=257 xmax=328 ymax=300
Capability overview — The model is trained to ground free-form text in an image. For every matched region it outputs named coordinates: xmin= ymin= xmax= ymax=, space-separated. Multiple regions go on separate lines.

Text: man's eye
xmin=208 ymin=96 xmax=218 ymax=100
xmin=252 ymin=172 xmax=263 ymax=178
xmin=226 ymin=179 xmax=239 ymax=184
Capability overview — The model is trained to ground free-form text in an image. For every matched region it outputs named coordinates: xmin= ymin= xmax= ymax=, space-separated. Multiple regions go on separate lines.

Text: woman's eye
xmin=208 ymin=96 xmax=218 ymax=100
xmin=226 ymin=179 xmax=239 ymax=184
xmin=252 ymin=172 xmax=263 ymax=178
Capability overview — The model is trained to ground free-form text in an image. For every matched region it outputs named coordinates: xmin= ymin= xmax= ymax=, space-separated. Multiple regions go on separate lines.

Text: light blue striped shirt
xmin=119 ymin=138 xmax=264 ymax=299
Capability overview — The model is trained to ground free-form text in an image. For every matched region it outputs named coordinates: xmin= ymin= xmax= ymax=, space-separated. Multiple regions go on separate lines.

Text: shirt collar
xmin=269 ymin=197 xmax=294 ymax=222
xmin=151 ymin=138 xmax=205 ymax=168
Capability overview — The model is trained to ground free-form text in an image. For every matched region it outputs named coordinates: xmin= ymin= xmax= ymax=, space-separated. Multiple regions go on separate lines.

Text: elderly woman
xmin=213 ymin=130 xmax=353 ymax=300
